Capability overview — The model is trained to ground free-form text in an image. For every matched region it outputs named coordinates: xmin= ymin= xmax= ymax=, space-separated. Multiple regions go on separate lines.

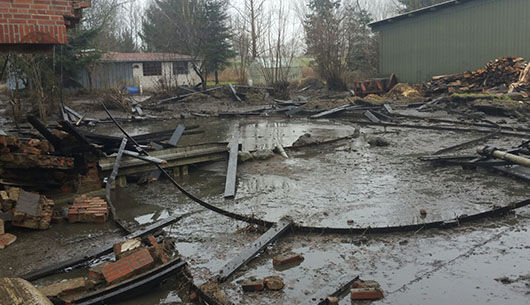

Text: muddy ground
xmin=0 ymin=90 xmax=529 ymax=305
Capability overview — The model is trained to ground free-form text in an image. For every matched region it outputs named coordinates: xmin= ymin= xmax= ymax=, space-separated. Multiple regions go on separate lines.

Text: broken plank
xmin=63 ymin=105 xmax=83 ymax=120
xmin=285 ymin=107 xmax=303 ymax=116
xmin=383 ymin=104 xmax=393 ymax=114
xmin=433 ymin=131 xmax=499 ymax=155
xmin=148 ymin=125 xmax=185 ymax=181
xmin=105 ymin=138 xmax=127 ymax=218
xmin=310 ymin=275 xmax=360 ymax=305
xmin=169 ymin=125 xmax=186 ymax=147
xmin=275 ymin=141 xmax=289 ymax=158
xmin=216 ymin=217 xmax=293 ymax=282
xmin=224 ymin=131 xmax=239 ymax=199
xmin=364 ymin=110 xmax=381 ymax=123
xmin=121 ymin=150 xmax=167 ymax=164
xmin=228 ymin=83 xmax=242 ymax=102
xmin=310 ymin=104 xmax=351 ymax=119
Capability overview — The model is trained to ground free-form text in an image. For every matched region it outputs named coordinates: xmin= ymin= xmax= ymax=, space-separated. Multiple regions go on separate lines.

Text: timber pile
xmin=427 ymin=57 xmax=529 ymax=95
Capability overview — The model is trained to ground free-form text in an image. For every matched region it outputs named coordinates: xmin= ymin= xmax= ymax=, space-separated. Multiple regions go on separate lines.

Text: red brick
xmin=350 ymin=288 xmax=384 ymax=300
xmin=102 ymin=248 xmax=155 ymax=285
xmin=147 ymin=235 xmax=169 ymax=264
xmin=0 ymin=233 xmax=17 ymax=249
xmin=272 ymin=253 xmax=304 ymax=267
xmin=241 ymin=279 xmax=264 ymax=292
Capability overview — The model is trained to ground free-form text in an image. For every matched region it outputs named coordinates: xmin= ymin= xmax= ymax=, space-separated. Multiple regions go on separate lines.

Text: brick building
xmin=0 ymin=0 xmax=90 ymax=52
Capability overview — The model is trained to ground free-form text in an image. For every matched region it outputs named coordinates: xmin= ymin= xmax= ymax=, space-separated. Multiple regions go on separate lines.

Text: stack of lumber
xmin=427 ymin=57 xmax=528 ymax=94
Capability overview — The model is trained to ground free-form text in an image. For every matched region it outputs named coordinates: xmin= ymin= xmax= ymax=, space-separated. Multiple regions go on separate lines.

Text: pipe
xmin=477 ymin=146 xmax=530 ymax=168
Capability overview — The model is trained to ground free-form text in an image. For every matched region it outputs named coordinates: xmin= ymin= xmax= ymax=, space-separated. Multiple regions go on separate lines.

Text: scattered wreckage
xmin=1 ymin=57 xmax=529 ymax=305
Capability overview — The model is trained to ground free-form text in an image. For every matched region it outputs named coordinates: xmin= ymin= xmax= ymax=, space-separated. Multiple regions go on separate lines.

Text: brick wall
xmin=0 ymin=0 xmax=90 ymax=49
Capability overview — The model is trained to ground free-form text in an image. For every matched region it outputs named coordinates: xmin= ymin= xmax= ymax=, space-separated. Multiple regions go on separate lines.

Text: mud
xmin=1 ymin=113 xmax=528 ymax=304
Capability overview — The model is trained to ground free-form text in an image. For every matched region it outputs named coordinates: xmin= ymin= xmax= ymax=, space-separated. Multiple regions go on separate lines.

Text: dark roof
xmin=370 ymin=0 xmax=482 ymax=29
xmin=100 ymin=52 xmax=193 ymax=62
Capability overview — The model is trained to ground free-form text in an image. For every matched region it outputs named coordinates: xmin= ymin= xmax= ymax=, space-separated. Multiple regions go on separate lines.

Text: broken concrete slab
xmin=0 ymin=278 xmax=53 ymax=305
xmin=12 ymin=196 xmax=54 ymax=230
xmin=15 ymin=190 xmax=40 ymax=216
xmin=39 ymin=277 xmax=89 ymax=299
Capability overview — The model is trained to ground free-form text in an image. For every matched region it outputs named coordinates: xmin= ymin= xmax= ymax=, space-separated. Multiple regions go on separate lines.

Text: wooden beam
xmin=216 ymin=217 xmax=293 ymax=282
xmin=228 ymin=84 xmax=242 ymax=102
xmin=168 ymin=125 xmax=185 ymax=147
xmin=310 ymin=104 xmax=351 ymax=119
xmin=224 ymin=131 xmax=239 ymax=199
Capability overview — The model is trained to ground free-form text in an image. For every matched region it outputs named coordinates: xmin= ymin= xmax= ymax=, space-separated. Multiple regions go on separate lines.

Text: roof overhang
xmin=370 ymin=0 xmax=483 ymax=30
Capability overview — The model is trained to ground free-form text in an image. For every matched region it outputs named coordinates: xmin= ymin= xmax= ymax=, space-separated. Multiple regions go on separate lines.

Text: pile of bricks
xmin=350 ymin=279 xmax=384 ymax=301
xmin=67 ymin=195 xmax=108 ymax=224
xmin=0 ymin=0 xmax=91 ymax=50
xmin=101 ymin=248 xmax=155 ymax=285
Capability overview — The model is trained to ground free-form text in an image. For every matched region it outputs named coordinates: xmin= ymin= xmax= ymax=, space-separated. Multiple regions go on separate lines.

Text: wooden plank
xmin=310 ymin=104 xmax=351 ymax=119
xmin=229 ymin=84 xmax=242 ymax=102
xmin=105 ymin=138 xmax=127 ymax=218
xmin=383 ymin=104 xmax=393 ymax=114
xmin=275 ymin=141 xmax=289 ymax=158
xmin=224 ymin=131 xmax=239 ymax=199
xmin=364 ymin=110 xmax=381 ymax=123
xmin=216 ymin=217 xmax=293 ymax=282
xmin=168 ymin=125 xmax=185 ymax=147
xmin=285 ymin=107 xmax=303 ymax=116
xmin=121 ymin=150 xmax=167 ymax=164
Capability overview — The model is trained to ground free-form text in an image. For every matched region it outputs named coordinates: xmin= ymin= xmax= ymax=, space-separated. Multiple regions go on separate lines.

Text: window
xmin=143 ymin=62 xmax=162 ymax=76
xmin=173 ymin=61 xmax=189 ymax=75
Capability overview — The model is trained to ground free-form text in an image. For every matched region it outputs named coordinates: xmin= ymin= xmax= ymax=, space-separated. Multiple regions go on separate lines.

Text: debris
xmin=168 ymin=125 xmax=186 ymax=147
xmin=200 ymin=281 xmax=230 ymax=304
xmin=0 ymin=278 xmax=53 ymax=305
xmin=364 ymin=110 xmax=381 ymax=123
xmin=419 ymin=209 xmax=427 ymax=217
xmin=39 ymin=277 xmax=89 ymax=301
xmin=386 ymin=82 xmax=422 ymax=99
xmin=252 ymin=149 xmax=275 ymax=160
xmin=241 ymin=278 xmax=264 ymax=292
xmin=0 ymin=233 xmax=16 ymax=249
xmin=0 ymin=219 xmax=3 ymax=235
xmin=113 ymin=238 xmax=142 ymax=260
xmin=272 ymin=252 xmax=304 ymax=268
xmin=428 ymin=57 xmax=528 ymax=95
xmin=101 ymin=248 xmax=155 ymax=285
xmin=310 ymin=275 xmax=360 ymax=305
xmin=352 ymin=279 xmax=381 ymax=289
xmin=326 ymin=296 xmax=339 ymax=305
xmin=310 ymin=103 xmax=352 ymax=119
xmin=238 ymin=151 xmax=254 ymax=162
xmin=367 ymin=136 xmax=390 ymax=147
xmin=292 ymin=133 xmax=318 ymax=147
xmin=12 ymin=192 xmax=54 ymax=230
xmin=88 ymin=262 xmax=111 ymax=284
xmin=350 ymin=287 xmax=384 ymax=300
xmin=229 ymin=83 xmax=243 ymax=102
xmin=264 ymin=276 xmax=284 ymax=291
xmin=274 ymin=142 xmax=289 ymax=158
xmin=146 ymin=235 xmax=169 ymax=264
xmin=224 ymin=131 xmax=240 ymax=199
xmin=217 ymin=217 xmax=293 ymax=282
xmin=352 ymin=73 xmax=397 ymax=97
xmin=477 ymin=146 xmax=530 ymax=168
xmin=67 ymin=196 xmax=109 ymax=224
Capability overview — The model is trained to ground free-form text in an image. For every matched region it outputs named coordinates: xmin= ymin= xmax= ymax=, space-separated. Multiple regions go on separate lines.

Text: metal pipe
xmin=477 ymin=146 xmax=530 ymax=168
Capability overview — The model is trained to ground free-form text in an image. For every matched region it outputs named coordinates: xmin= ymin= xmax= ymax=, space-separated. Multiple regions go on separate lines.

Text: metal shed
xmin=370 ymin=0 xmax=530 ymax=83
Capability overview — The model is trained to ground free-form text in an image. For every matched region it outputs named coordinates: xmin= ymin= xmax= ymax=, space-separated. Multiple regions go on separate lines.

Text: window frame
xmin=173 ymin=61 xmax=189 ymax=75
xmin=142 ymin=61 xmax=162 ymax=76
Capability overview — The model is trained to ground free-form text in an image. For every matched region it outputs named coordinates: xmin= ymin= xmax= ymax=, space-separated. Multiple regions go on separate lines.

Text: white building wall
xmin=132 ymin=61 xmax=201 ymax=91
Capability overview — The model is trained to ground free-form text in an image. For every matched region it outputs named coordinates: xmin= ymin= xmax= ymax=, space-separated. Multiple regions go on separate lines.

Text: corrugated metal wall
xmin=79 ymin=62 xmax=134 ymax=89
xmin=374 ymin=0 xmax=530 ymax=83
